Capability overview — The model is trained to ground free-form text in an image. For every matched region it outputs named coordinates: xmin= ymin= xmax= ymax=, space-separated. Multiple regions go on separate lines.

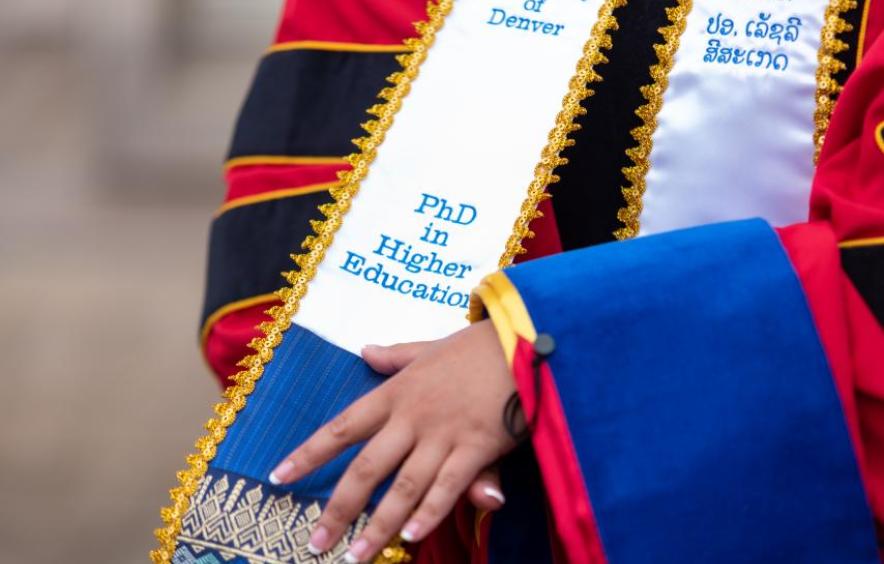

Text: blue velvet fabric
xmin=503 ymin=219 xmax=877 ymax=563
xmin=213 ymin=325 xmax=387 ymax=503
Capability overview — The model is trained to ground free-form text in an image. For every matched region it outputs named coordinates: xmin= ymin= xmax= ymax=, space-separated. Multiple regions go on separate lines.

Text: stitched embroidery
xmin=173 ymin=471 xmax=366 ymax=564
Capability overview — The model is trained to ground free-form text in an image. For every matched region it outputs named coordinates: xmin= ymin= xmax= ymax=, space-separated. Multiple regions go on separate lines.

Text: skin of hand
xmin=269 ymin=319 xmax=518 ymax=563
xmin=364 ymin=341 xmax=506 ymax=515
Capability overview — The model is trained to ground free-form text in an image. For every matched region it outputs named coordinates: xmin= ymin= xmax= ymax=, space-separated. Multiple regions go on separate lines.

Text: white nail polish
xmin=400 ymin=520 xmax=420 ymax=543
xmin=344 ymin=551 xmax=360 ymax=563
xmin=268 ymin=472 xmax=282 ymax=485
xmin=306 ymin=542 xmax=321 ymax=556
xmin=483 ymin=486 xmax=506 ymax=504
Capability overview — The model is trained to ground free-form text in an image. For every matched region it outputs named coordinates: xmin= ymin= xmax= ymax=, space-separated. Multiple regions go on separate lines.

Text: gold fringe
xmin=154 ymin=0 xmax=630 ymax=560
xmin=814 ymin=0 xmax=857 ymax=163
xmin=498 ymin=0 xmax=628 ymax=267
xmin=150 ymin=2 xmax=452 ymax=562
xmin=613 ymin=1 xmax=692 ymax=241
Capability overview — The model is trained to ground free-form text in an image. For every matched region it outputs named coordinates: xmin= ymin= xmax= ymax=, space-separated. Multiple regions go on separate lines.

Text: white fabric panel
xmin=639 ymin=1 xmax=827 ymax=236
xmin=295 ymin=0 xmax=602 ymax=354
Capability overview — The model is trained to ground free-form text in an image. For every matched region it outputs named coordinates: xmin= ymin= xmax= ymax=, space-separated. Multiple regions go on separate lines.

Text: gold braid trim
xmin=499 ymin=0 xmax=627 ymax=266
xmin=613 ymin=1 xmax=692 ymax=241
xmin=615 ymin=0 xmax=857 ymax=239
xmin=814 ymin=0 xmax=857 ymax=163
xmin=151 ymin=2 xmax=451 ymax=562
xmin=154 ymin=0 xmax=628 ymax=560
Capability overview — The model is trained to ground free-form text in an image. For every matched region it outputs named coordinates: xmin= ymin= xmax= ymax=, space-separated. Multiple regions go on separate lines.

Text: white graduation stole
xmin=637 ymin=0 xmax=830 ymax=236
xmin=296 ymin=0 xmax=604 ymax=354
xmin=154 ymin=3 xmax=850 ymax=561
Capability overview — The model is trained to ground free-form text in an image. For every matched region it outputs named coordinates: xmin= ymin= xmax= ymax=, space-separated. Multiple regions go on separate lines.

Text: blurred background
xmin=0 ymin=1 xmax=280 ymax=561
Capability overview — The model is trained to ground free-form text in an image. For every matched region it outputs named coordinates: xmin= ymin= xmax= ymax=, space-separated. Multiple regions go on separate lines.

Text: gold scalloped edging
xmin=614 ymin=0 xmax=858 ymax=239
xmin=499 ymin=0 xmax=627 ymax=266
xmin=613 ymin=2 xmax=692 ymax=240
xmin=813 ymin=0 xmax=857 ymax=163
xmin=153 ymin=0 xmax=627 ymax=560
xmin=150 ymin=2 xmax=451 ymax=562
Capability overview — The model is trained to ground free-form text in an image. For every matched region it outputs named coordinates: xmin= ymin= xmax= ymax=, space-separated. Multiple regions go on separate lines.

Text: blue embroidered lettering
xmin=486 ymin=7 xmax=564 ymax=36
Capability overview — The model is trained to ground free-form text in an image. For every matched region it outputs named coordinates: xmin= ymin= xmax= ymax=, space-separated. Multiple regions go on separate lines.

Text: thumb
xmin=361 ymin=341 xmax=431 ymax=375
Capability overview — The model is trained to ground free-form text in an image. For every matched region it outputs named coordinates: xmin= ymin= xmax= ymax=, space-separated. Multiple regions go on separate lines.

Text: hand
xmin=269 ymin=320 xmax=518 ymax=562
xmin=362 ymin=340 xmax=505 ymax=516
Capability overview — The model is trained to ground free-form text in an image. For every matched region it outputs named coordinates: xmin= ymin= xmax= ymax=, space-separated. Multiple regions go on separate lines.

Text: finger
xmin=467 ymin=466 xmax=505 ymax=511
xmin=308 ymin=424 xmax=415 ymax=556
xmin=343 ymin=444 xmax=450 ymax=563
xmin=361 ymin=341 xmax=431 ymax=375
xmin=270 ymin=389 xmax=391 ymax=485
xmin=401 ymin=448 xmax=488 ymax=544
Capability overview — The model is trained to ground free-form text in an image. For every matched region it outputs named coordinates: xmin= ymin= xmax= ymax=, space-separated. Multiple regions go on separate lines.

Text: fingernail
xmin=400 ymin=520 xmax=421 ymax=542
xmin=361 ymin=344 xmax=380 ymax=354
xmin=308 ymin=525 xmax=329 ymax=554
xmin=483 ymin=486 xmax=506 ymax=505
xmin=268 ymin=459 xmax=294 ymax=485
xmin=344 ymin=538 xmax=369 ymax=563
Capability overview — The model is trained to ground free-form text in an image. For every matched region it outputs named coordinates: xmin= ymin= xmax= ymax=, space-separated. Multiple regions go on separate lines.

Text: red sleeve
xmin=809 ymin=43 xmax=884 ymax=241
xmin=274 ymin=0 xmax=428 ymax=46
xmin=778 ymin=30 xmax=884 ymax=530
xmin=203 ymin=1 xmax=429 ymax=387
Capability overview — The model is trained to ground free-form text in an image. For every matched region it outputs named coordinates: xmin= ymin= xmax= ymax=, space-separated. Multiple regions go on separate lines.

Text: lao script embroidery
xmin=175 ymin=472 xmax=367 ymax=563
xmin=703 ymin=11 xmax=803 ymax=72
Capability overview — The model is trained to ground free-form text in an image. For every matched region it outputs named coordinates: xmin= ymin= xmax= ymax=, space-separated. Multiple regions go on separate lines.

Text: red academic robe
xmin=199 ymin=1 xmax=884 ymax=561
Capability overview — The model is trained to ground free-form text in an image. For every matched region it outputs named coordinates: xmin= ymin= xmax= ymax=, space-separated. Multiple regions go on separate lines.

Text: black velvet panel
xmin=551 ymin=2 xmax=679 ymax=250
xmin=841 ymin=244 xmax=884 ymax=328
xmin=201 ymin=192 xmax=334 ymax=327
xmin=228 ymin=50 xmax=401 ymax=159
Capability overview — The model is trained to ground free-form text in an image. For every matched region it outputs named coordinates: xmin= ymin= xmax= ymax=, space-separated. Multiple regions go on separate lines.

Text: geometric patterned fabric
xmin=175 ymin=469 xmax=367 ymax=563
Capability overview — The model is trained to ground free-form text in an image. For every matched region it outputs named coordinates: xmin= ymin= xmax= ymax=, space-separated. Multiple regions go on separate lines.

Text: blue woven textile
xmin=213 ymin=325 xmax=386 ymax=502
xmin=174 ymin=467 xmax=366 ymax=563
